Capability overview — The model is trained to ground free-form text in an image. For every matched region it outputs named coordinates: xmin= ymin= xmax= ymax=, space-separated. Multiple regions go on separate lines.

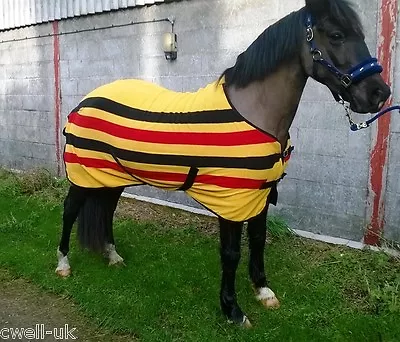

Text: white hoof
xmin=56 ymin=268 xmax=71 ymax=277
xmin=105 ymin=244 xmax=125 ymax=266
xmin=227 ymin=315 xmax=252 ymax=328
xmin=256 ymin=287 xmax=280 ymax=309
xmin=55 ymin=249 xmax=71 ymax=278
xmin=242 ymin=316 xmax=252 ymax=329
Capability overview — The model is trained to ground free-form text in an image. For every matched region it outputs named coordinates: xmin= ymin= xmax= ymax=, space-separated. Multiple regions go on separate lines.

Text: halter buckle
xmin=340 ymin=74 xmax=352 ymax=88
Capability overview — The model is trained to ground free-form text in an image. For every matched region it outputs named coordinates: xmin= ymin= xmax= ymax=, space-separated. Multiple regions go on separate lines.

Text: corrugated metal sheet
xmin=0 ymin=0 xmax=168 ymax=31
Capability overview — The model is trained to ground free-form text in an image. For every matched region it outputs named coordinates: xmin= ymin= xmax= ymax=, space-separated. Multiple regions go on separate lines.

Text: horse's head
xmin=301 ymin=0 xmax=391 ymax=113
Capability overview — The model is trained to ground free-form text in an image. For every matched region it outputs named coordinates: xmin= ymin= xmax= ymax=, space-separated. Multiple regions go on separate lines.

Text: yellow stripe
xmin=83 ymin=79 xmax=231 ymax=113
xmin=65 ymin=124 xmax=281 ymax=158
xmin=65 ymin=164 xmax=134 ymax=188
xmin=187 ymin=186 xmax=270 ymax=222
xmin=65 ymin=159 xmax=184 ymax=190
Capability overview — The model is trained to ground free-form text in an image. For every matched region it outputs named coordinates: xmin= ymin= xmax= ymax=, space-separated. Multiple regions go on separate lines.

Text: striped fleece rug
xmin=63 ymin=79 xmax=292 ymax=222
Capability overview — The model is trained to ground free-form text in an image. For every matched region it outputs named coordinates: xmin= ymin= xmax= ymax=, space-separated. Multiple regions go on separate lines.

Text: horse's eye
xmin=329 ymin=32 xmax=345 ymax=41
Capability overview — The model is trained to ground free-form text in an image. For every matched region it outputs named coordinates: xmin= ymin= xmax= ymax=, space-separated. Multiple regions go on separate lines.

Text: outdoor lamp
xmin=163 ymin=32 xmax=177 ymax=61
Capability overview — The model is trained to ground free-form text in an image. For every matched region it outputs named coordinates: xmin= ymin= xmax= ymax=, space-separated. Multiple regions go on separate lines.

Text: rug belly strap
xmin=178 ymin=167 xmax=199 ymax=191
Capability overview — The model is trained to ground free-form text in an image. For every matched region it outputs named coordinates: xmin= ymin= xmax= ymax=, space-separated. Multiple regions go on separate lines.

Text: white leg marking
xmin=256 ymin=287 xmax=280 ymax=309
xmin=242 ymin=315 xmax=252 ymax=328
xmin=227 ymin=315 xmax=252 ymax=328
xmin=256 ymin=287 xmax=276 ymax=301
xmin=55 ymin=248 xmax=71 ymax=277
xmin=105 ymin=244 xmax=125 ymax=266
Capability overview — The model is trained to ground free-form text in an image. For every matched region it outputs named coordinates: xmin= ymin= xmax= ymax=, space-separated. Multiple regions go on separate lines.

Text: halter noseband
xmin=305 ymin=13 xmax=383 ymax=89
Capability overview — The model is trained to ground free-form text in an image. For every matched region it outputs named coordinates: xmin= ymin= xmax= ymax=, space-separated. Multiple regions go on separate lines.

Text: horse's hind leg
xmin=56 ymin=185 xmax=87 ymax=277
xmin=103 ymin=188 xmax=125 ymax=266
xmin=219 ymin=218 xmax=251 ymax=328
xmin=247 ymin=206 xmax=280 ymax=308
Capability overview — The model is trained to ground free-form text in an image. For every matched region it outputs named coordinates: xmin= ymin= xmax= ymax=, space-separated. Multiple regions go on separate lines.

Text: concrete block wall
xmin=0 ymin=0 xmax=398 ymax=243
xmin=0 ymin=25 xmax=58 ymax=171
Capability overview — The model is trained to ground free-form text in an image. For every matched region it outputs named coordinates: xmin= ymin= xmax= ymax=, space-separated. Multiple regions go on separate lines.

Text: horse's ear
xmin=305 ymin=0 xmax=329 ymax=17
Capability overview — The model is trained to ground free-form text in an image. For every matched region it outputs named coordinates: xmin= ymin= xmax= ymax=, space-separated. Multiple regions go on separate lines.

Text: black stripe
xmin=65 ymin=133 xmax=281 ymax=170
xmin=72 ymin=97 xmax=243 ymax=124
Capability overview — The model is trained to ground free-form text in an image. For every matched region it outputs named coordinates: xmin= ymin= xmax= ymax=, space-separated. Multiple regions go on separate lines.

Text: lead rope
xmin=337 ymin=96 xmax=400 ymax=131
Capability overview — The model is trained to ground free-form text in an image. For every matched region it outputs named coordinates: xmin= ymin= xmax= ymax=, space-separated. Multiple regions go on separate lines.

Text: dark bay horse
xmin=56 ymin=0 xmax=391 ymax=327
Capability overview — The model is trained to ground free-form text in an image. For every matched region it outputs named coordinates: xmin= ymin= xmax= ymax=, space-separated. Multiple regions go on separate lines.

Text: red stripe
xmin=53 ymin=22 xmax=61 ymax=176
xmin=365 ymin=0 xmax=397 ymax=246
xmin=196 ymin=174 xmax=264 ymax=189
xmin=64 ymin=152 xmax=186 ymax=182
xmin=64 ymin=152 xmax=267 ymax=189
xmin=68 ymin=112 xmax=276 ymax=146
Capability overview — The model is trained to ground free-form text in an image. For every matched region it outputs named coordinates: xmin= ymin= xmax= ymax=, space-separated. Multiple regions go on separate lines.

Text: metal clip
xmin=338 ymin=97 xmax=369 ymax=131
xmin=350 ymin=122 xmax=369 ymax=131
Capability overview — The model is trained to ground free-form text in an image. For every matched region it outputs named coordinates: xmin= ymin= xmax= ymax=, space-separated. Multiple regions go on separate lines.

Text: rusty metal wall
xmin=0 ymin=0 xmax=167 ymax=31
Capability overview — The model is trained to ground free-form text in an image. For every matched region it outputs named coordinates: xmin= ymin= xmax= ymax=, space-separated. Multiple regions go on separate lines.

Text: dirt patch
xmin=0 ymin=270 xmax=134 ymax=342
xmin=116 ymin=197 xmax=219 ymax=235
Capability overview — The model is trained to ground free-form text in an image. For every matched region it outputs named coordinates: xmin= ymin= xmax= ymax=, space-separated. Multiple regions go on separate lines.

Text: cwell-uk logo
xmin=0 ymin=324 xmax=77 ymax=340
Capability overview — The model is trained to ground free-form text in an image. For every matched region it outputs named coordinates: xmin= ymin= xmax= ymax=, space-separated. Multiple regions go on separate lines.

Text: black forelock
xmin=320 ymin=0 xmax=364 ymax=37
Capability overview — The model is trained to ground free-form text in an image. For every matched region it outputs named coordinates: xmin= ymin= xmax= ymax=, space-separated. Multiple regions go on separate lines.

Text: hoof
xmin=108 ymin=259 xmax=126 ymax=267
xmin=105 ymin=244 xmax=125 ymax=267
xmin=227 ymin=315 xmax=252 ymax=328
xmin=108 ymin=254 xmax=125 ymax=267
xmin=56 ymin=249 xmax=71 ymax=278
xmin=260 ymin=297 xmax=280 ymax=309
xmin=55 ymin=268 xmax=71 ymax=278
xmin=255 ymin=287 xmax=280 ymax=309
xmin=242 ymin=316 xmax=252 ymax=329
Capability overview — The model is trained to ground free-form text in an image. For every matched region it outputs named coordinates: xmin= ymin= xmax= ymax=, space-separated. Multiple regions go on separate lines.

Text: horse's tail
xmin=77 ymin=188 xmax=123 ymax=252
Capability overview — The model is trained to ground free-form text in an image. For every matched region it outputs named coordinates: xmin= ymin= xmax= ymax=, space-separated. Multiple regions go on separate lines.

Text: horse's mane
xmin=220 ymin=0 xmax=363 ymax=88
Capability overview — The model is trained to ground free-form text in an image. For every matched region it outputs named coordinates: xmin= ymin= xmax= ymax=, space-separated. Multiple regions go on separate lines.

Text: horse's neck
xmin=226 ymin=62 xmax=307 ymax=148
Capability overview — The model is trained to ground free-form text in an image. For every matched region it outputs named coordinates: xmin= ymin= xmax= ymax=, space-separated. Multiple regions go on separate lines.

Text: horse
xmin=55 ymin=0 xmax=391 ymax=327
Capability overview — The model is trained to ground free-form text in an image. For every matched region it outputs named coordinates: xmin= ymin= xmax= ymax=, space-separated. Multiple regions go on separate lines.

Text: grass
xmin=0 ymin=169 xmax=399 ymax=341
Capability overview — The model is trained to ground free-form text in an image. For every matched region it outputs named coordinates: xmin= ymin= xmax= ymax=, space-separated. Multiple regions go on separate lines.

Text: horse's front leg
xmin=247 ymin=206 xmax=280 ymax=309
xmin=219 ymin=218 xmax=251 ymax=328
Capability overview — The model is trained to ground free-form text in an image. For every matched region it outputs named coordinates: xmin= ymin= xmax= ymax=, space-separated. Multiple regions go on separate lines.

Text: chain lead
xmin=337 ymin=96 xmax=369 ymax=131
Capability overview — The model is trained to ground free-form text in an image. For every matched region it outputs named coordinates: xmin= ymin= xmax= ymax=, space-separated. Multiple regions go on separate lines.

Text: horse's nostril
xmin=370 ymin=88 xmax=384 ymax=105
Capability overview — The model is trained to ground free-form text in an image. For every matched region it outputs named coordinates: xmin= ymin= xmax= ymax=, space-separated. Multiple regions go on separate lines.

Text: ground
xmin=0 ymin=269 xmax=132 ymax=342
xmin=0 ymin=198 xmax=208 ymax=342
xmin=0 ymin=198 xmax=217 ymax=342
xmin=0 ymin=170 xmax=399 ymax=341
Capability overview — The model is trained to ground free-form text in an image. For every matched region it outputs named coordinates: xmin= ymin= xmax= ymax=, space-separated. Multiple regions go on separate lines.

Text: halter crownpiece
xmin=305 ymin=14 xmax=383 ymax=88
